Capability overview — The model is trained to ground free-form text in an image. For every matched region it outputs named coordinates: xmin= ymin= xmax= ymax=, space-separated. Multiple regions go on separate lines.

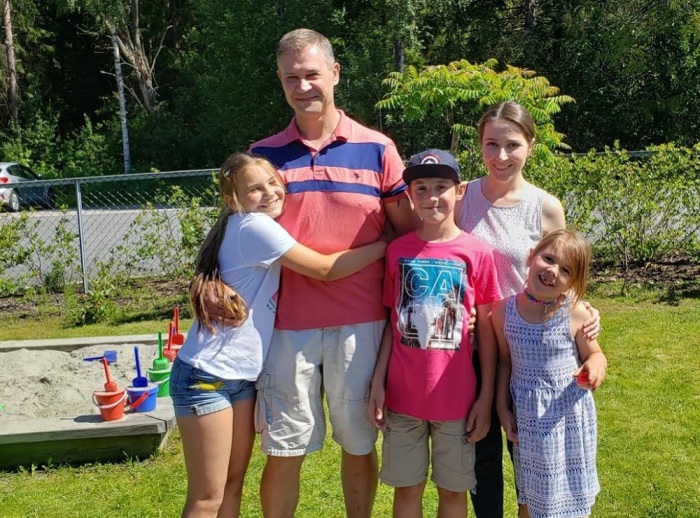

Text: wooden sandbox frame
xmin=0 ymin=335 xmax=176 ymax=470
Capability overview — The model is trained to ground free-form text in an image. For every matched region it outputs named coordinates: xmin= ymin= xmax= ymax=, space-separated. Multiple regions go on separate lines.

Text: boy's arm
xmin=571 ymin=303 xmax=607 ymax=390
xmin=466 ymin=303 xmax=496 ymax=443
xmin=493 ymin=299 xmax=518 ymax=444
xmin=368 ymin=320 xmax=393 ymax=430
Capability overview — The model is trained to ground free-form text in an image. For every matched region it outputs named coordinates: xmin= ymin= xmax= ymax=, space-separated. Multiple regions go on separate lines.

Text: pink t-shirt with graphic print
xmin=383 ymin=231 xmax=501 ymax=421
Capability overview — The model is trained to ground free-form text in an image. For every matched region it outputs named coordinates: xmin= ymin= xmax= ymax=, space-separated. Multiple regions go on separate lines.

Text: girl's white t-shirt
xmin=178 ymin=212 xmax=296 ymax=380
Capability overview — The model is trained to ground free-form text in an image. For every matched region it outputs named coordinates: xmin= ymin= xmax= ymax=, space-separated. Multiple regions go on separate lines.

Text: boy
xmin=368 ymin=149 xmax=501 ymax=517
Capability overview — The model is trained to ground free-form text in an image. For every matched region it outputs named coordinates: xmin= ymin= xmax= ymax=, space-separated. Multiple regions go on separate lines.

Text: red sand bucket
xmin=92 ymin=389 xmax=127 ymax=422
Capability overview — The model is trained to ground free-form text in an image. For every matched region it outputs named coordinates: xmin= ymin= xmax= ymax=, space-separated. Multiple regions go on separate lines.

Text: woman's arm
xmin=541 ymin=193 xmax=566 ymax=234
xmin=279 ymin=240 xmax=386 ymax=281
xmin=541 ymin=194 xmax=603 ymax=339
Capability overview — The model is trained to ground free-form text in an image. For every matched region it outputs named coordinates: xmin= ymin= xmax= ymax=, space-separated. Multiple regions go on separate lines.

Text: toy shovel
xmin=132 ymin=346 xmax=148 ymax=387
xmin=152 ymin=331 xmax=170 ymax=371
xmin=171 ymin=306 xmax=185 ymax=346
xmin=83 ymin=350 xmax=118 ymax=364
xmin=163 ymin=321 xmax=178 ymax=362
xmin=102 ymin=357 xmax=118 ymax=392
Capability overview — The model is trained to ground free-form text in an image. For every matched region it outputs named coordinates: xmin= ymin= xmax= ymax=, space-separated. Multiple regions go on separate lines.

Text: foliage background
xmin=0 ymin=0 xmax=699 ymax=176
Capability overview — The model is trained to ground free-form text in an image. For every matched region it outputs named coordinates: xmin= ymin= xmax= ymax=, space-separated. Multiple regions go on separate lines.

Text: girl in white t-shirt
xmin=170 ymin=152 xmax=386 ymax=518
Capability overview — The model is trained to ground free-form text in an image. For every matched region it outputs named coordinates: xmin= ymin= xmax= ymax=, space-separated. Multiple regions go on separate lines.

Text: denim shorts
xmin=169 ymin=357 xmax=256 ymax=418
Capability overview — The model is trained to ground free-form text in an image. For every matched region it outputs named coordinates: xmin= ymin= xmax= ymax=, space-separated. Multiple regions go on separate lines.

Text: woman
xmin=456 ymin=101 xmax=602 ymax=518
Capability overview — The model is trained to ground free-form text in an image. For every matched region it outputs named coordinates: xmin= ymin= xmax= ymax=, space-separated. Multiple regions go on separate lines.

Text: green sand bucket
xmin=147 ymin=367 xmax=171 ymax=397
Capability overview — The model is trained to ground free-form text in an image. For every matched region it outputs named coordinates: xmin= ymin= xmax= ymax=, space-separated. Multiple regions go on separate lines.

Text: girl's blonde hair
xmin=531 ymin=229 xmax=591 ymax=307
xmin=189 ymin=153 xmax=283 ymax=332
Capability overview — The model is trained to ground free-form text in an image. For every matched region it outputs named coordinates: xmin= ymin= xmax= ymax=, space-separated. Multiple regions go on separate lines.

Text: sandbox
xmin=0 ymin=336 xmax=177 ymax=469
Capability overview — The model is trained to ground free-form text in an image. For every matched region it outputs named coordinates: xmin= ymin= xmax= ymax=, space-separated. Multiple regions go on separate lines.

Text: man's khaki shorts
xmin=379 ymin=410 xmax=477 ymax=493
xmin=255 ymin=320 xmax=384 ymax=456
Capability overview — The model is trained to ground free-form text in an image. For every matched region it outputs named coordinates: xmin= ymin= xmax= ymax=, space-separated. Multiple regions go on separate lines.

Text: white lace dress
xmin=504 ymin=296 xmax=599 ymax=518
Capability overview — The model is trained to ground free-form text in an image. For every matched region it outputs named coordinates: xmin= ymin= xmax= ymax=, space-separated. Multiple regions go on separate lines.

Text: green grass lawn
xmin=0 ymin=316 xmax=194 ymax=342
xmin=1 ymin=296 xmax=699 ymax=517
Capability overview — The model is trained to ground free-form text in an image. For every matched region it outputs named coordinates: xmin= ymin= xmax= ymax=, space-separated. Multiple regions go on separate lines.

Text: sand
xmin=0 ymin=343 xmax=166 ymax=420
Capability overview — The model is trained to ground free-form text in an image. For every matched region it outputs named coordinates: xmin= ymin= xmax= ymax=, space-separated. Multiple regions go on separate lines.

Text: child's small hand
xmin=465 ymin=395 xmax=491 ymax=443
xmin=368 ymin=382 xmax=386 ymax=431
xmin=573 ymin=352 xmax=607 ymax=391
xmin=498 ymin=409 xmax=519 ymax=445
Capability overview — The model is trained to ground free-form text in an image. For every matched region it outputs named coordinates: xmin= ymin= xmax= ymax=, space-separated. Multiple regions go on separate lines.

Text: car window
xmin=7 ymin=164 xmax=24 ymax=178
xmin=19 ymin=165 xmax=40 ymax=180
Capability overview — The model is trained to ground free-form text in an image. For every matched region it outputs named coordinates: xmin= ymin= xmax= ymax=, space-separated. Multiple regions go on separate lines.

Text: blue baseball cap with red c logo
xmin=403 ymin=149 xmax=461 ymax=184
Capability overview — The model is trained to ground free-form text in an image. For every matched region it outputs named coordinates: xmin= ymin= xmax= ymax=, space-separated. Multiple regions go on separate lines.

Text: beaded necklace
xmin=523 ymin=287 xmax=558 ymax=308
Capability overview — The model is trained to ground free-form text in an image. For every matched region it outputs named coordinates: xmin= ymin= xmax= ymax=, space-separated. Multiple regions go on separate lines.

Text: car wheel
xmin=7 ymin=190 xmax=20 ymax=212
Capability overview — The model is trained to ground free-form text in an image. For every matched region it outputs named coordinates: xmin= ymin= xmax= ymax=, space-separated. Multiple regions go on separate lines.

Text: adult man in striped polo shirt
xmin=251 ymin=29 xmax=417 ymax=518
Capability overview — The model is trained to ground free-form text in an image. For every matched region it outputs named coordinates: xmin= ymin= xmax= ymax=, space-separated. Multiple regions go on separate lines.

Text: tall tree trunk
xmin=394 ymin=38 xmax=405 ymax=73
xmin=107 ymin=0 xmax=157 ymax=113
xmin=2 ymin=0 xmax=19 ymax=122
xmin=525 ymin=0 xmax=538 ymax=30
xmin=111 ymin=25 xmax=131 ymax=174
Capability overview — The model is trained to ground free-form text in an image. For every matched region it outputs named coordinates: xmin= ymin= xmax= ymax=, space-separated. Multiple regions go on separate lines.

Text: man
xmin=250 ymin=29 xmax=417 ymax=518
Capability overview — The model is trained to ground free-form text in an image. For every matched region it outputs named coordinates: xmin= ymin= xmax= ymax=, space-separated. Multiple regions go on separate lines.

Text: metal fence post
xmin=74 ymin=179 xmax=89 ymax=293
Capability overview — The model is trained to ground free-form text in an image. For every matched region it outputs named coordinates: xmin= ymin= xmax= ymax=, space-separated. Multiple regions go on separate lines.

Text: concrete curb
xmin=0 ymin=334 xmax=161 ymax=353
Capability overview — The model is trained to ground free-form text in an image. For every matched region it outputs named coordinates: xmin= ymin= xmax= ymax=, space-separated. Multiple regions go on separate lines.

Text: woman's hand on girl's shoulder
xmin=580 ymin=300 xmax=602 ymax=340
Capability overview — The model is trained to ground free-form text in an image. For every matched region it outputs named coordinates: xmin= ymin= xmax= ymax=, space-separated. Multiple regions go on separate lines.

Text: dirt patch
xmin=593 ymin=259 xmax=700 ymax=284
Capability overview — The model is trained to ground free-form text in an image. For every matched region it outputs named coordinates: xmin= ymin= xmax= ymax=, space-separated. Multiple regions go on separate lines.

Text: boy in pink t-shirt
xmin=369 ymin=149 xmax=501 ymax=516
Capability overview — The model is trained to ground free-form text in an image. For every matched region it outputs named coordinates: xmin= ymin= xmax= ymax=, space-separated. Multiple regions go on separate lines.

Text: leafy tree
xmin=376 ymin=59 xmax=574 ymax=174
xmin=57 ymin=0 xmax=174 ymax=113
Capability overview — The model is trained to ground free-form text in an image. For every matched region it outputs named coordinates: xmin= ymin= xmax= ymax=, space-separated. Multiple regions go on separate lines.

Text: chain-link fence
xmin=0 ymin=170 xmax=221 ymax=294
xmin=2 ymin=147 xmax=700 ymax=296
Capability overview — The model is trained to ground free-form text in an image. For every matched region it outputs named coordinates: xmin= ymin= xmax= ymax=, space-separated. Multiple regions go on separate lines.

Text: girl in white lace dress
xmin=492 ymin=230 xmax=607 ymax=518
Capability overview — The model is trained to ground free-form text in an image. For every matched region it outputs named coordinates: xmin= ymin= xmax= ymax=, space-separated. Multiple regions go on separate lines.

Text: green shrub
xmin=528 ymin=144 xmax=700 ymax=270
xmin=377 ymin=59 xmax=574 ymax=160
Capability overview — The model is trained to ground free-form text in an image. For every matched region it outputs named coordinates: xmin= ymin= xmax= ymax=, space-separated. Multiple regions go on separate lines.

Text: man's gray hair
xmin=276 ymin=29 xmax=335 ymax=68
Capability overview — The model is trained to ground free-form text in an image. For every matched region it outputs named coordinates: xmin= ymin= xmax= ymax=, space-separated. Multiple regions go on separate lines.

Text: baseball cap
xmin=402 ymin=149 xmax=461 ymax=184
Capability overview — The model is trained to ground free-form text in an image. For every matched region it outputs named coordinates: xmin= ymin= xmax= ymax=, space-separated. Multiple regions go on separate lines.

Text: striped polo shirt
xmin=250 ymin=111 xmax=407 ymax=330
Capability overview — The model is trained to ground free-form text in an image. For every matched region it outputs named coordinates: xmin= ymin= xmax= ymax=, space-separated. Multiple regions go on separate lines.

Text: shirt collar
xmin=282 ymin=110 xmax=351 ymax=146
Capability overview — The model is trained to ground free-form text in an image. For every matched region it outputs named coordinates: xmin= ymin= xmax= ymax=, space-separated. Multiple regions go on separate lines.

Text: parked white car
xmin=0 ymin=162 xmax=55 ymax=212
